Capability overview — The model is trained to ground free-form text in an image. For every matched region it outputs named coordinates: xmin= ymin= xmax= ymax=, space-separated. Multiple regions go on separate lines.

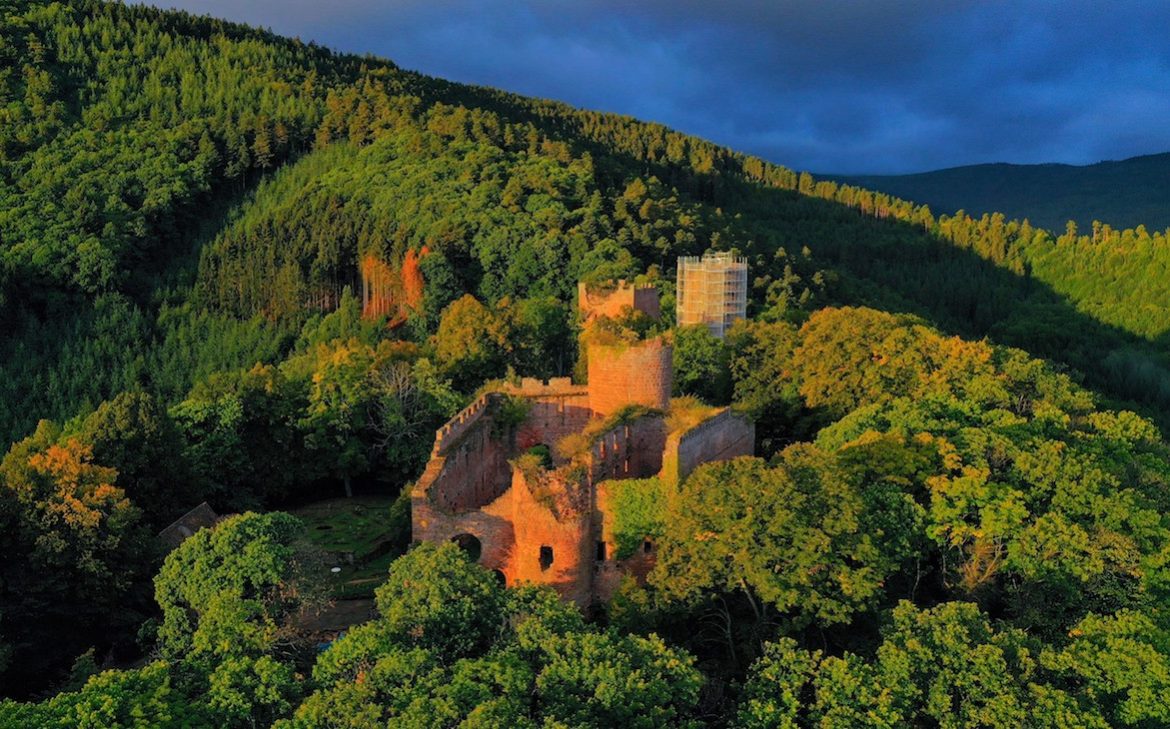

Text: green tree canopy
xmin=651 ymin=450 xmax=924 ymax=632
xmin=287 ymin=543 xmax=702 ymax=728
xmin=673 ymin=324 xmax=732 ymax=405
xmin=735 ymin=601 xmax=1113 ymax=729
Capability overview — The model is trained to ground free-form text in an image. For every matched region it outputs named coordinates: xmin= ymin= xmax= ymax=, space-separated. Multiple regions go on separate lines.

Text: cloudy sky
xmin=145 ymin=1 xmax=1170 ymax=174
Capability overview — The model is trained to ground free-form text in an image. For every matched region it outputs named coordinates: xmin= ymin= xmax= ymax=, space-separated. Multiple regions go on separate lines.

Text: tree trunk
xmin=343 ymin=473 xmax=353 ymax=499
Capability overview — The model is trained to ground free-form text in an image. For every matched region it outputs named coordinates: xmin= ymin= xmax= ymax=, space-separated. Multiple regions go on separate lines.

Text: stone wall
xmin=583 ymin=414 xmax=666 ymax=484
xmin=411 ymin=496 xmax=517 ymax=583
xmin=410 ymin=393 xmax=517 ymax=577
xmin=592 ymin=481 xmax=659 ymax=603
xmin=413 ymin=462 xmax=595 ymax=606
xmin=411 ymin=325 xmax=754 ymax=610
xmin=662 ymin=407 xmax=756 ymax=486
xmin=578 ymin=280 xmax=660 ymax=322
xmin=587 ymin=338 xmax=672 ymax=416
xmin=504 ymin=467 xmax=594 ymax=605
xmin=505 ymin=378 xmax=592 ymax=460
xmin=414 ymin=394 xmax=513 ymax=516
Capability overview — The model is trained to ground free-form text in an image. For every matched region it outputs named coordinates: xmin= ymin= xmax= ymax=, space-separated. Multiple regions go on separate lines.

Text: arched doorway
xmin=450 ymin=533 xmax=482 ymax=562
xmin=524 ymin=443 xmax=553 ymax=469
xmin=491 ymin=569 xmax=507 ymax=587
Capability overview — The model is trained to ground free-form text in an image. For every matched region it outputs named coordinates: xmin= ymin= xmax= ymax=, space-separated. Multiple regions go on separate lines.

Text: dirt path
xmin=295 ymin=598 xmax=377 ymax=632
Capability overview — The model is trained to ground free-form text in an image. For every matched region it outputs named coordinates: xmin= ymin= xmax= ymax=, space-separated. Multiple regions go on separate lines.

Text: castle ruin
xmin=411 ymin=280 xmax=755 ymax=607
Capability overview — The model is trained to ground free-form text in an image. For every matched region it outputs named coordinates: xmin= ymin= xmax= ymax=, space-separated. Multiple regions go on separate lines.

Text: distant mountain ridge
xmin=832 ymin=152 xmax=1170 ymax=233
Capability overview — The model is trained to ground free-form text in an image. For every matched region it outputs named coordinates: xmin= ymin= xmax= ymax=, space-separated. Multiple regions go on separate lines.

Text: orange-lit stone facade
xmin=577 ymin=280 xmax=661 ymax=322
xmin=410 ymin=284 xmax=755 ymax=607
xmin=586 ymin=340 xmax=672 ymax=416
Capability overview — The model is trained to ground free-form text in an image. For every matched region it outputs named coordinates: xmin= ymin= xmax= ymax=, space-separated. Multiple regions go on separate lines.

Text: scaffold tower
xmin=676 ymin=251 xmax=748 ymax=338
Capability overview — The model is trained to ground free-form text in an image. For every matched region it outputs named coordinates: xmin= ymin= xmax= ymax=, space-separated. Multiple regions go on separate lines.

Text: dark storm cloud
xmin=145 ymin=0 xmax=1170 ymax=173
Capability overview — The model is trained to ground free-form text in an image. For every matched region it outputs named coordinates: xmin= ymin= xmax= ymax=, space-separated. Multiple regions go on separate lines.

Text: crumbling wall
xmin=592 ymin=482 xmax=659 ymax=603
xmin=413 ymin=394 xmax=513 ymax=518
xmin=504 ymin=467 xmax=594 ymax=606
xmin=411 ymin=499 xmax=517 ymax=580
xmin=415 ymin=463 xmax=595 ymax=606
xmin=411 ymin=388 xmax=598 ymax=605
xmin=411 ymin=394 xmax=518 ymax=580
xmin=662 ymin=408 xmax=755 ymax=486
xmin=412 ymin=320 xmax=755 ymax=610
xmin=505 ymin=378 xmax=592 ymax=460
xmin=587 ymin=339 xmax=672 ymax=416
xmin=583 ymin=414 xmax=666 ymax=484
xmin=578 ymin=280 xmax=660 ymax=322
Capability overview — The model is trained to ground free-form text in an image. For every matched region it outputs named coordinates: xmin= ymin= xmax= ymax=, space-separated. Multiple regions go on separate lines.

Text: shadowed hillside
xmin=7 ymin=0 xmax=1170 ymax=444
xmin=834 ymin=152 xmax=1170 ymax=232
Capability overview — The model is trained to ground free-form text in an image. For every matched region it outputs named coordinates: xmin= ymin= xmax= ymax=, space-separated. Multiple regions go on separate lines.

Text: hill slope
xmin=7 ymin=0 xmax=1170 ymax=717
xmin=834 ymin=152 xmax=1170 ymax=232
xmin=7 ymin=0 xmax=1170 ymax=447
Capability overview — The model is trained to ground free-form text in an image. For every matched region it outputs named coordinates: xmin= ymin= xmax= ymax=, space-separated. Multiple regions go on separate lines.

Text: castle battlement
xmin=504 ymin=377 xmax=587 ymax=398
xmin=431 ymin=393 xmax=494 ymax=458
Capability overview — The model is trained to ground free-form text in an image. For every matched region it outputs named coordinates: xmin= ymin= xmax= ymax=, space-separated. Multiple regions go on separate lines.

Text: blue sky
xmin=145 ymin=1 xmax=1170 ymax=174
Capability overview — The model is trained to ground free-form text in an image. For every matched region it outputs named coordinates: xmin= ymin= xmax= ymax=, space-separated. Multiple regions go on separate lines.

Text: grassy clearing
xmin=292 ymin=495 xmax=408 ymax=598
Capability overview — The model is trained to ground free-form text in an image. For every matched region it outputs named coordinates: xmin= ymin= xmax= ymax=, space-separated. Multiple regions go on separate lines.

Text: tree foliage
xmin=0 ymin=431 xmax=150 ymax=695
xmin=284 ymin=543 xmax=702 ymax=728
xmin=8 ymin=1 xmax=1170 ymax=723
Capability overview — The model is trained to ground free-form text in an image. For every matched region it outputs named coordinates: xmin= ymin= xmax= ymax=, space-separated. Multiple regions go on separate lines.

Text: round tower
xmin=586 ymin=337 xmax=672 ymax=416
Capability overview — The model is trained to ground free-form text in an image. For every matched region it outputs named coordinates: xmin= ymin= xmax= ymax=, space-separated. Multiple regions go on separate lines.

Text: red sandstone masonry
xmin=413 ymin=393 xmax=513 ymax=520
xmin=505 ymin=467 xmax=594 ymax=605
xmin=431 ymin=394 xmax=493 ymax=458
xmin=586 ymin=339 xmax=672 ymax=416
xmin=662 ymin=407 xmax=755 ymax=486
xmin=504 ymin=378 xmax=592 ymax=460
xmin=583 ymin=416 xmax=666 ymax=485
xmin=593 ymin=482 xmax=660 ymax=603
xmin=577 ymin=280 xmax=661 ymax=322
xmin=413 ymin=455 xmax=597 ymax=606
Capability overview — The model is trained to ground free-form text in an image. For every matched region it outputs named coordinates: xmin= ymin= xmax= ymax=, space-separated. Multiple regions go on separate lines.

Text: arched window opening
xmin=539 ymin=545 xmax=554 ymax=571
xmin=451 ymin=533 xmax=482 ymax=562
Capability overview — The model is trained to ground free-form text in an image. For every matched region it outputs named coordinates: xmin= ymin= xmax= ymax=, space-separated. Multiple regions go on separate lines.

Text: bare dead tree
xmin=368 ymin=359 xmax=425 ymax=453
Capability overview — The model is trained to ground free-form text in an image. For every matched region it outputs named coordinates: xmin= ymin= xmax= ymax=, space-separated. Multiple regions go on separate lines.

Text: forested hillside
xmin=5 ymin=1 xmax=1170 ymax=725
xmin=834 ymin=151 xmax=1170 ymax=233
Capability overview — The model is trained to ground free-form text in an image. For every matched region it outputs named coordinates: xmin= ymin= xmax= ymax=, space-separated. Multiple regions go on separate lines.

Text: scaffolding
xmin=676 ymin=251 xmax=748 ymax=338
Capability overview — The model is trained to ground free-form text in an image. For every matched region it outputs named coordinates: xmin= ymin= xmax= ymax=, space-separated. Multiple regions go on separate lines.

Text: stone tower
xmin=676 ymin=251 xmax=748 ymax=338
xmin=586 ymin=338 xmax=672 ymax=416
